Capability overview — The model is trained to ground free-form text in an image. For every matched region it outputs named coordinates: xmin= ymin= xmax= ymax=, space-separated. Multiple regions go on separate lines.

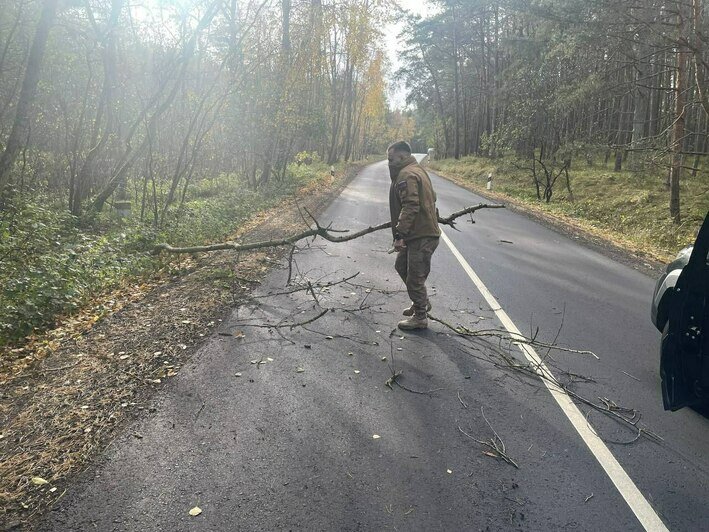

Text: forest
xmin=0 ymin=0 xmax=403 ymax=345
xmin=1 ymin=0 xmax=708 ymax=345
xmin=399 ymin=0 xmax=708 ymax=225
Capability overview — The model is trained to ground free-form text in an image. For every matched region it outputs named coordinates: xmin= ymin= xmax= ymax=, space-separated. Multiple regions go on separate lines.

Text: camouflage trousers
xmin=395 ymin=236 xmax=439 ymax=317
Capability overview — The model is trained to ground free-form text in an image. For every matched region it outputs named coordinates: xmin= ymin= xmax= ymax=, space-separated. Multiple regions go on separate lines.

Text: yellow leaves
xmin=189 ymin=506 xmax=202 ymax=516
xmin=31 ymin=477 xmax=49 ymax=486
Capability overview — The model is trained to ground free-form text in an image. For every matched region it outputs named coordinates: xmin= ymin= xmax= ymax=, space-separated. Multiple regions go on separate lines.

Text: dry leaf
xmin=296 ymin=367 xmax=305 ymax=373
xmin=325 ymin=336 xmax=334 ymax=340
xmin=234 ymin=372 xmax=242 ymax=377
xmin=372 ymin=434 xmax=381 ymax=439
xmin=354 ymin=370 xmax=360 ymax=374
xmin=31 ymin=477 xmax=49 ymax=486
xmin=267 ymin=357 xmax=274 ymax=362
xmin=482 ymin=451 xmax=498 ymax=458
xmin=49 ymin=487 xmax=57 ymax=493
xmin=234 ymin=331 xmax=246 ymax=339
xmin=189 ymin=506 xmax=202 ymax=516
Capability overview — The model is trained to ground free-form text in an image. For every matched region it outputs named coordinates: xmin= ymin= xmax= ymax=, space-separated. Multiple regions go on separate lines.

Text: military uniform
xmin=389 ymin=155 xmax=441 ymax=321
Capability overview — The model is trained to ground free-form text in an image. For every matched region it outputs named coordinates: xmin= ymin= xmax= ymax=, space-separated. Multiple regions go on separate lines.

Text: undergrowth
xmin=0 ymin=161 xmax=335 ymax=346
xmin=430 ymin=156 xmax=709 ymax=262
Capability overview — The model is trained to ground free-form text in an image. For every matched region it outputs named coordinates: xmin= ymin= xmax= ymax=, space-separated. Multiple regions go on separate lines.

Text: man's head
xmin=387 ymin=140 xmax=412 ymax=167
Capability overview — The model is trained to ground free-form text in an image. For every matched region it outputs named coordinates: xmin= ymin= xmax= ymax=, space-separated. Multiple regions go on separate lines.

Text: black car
xmin=652 ymin=212 xmax=709 ymax=411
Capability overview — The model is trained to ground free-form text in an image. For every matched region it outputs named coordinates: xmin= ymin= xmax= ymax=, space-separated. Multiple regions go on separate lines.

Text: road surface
xmin=45 ymin=159 xmax=709 ymax=531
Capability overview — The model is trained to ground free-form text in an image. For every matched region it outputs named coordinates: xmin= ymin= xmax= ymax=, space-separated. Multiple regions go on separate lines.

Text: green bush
xmin=0 ymin=196 xmax=156 ymax=343
xmin=0 ymin=168 xmax=331 ymax=346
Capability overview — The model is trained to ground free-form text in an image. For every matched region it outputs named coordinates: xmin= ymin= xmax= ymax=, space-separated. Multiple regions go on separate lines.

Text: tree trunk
xmin=670 ymin=3 xmax=688 ymax=224
xmin=0 ymin=0 xmax=58 ymax=196
xmin=453 ymin=4 xmax=461 ymax=160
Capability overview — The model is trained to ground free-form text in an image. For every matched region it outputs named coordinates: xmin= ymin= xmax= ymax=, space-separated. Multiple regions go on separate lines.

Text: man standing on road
xmin=388 ymin=141 xmax=441 ymax=330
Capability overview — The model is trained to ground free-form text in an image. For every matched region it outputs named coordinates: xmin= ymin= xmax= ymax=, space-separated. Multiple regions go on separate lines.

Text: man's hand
xmin=394 ymin=238 xmax=407 ymax=252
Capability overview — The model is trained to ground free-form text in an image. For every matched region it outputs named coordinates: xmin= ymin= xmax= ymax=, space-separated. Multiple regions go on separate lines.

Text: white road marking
xmin=440 ymin=230 xmax=668 ymax=532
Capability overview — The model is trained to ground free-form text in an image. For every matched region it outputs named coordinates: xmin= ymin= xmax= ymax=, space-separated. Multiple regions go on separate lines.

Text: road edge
xmin=428 ymin=166 xmax=666 ymax=277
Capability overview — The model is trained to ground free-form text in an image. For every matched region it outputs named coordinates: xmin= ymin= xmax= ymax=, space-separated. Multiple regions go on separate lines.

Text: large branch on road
xmin=154 ymin=203 xmax=505 ymax=254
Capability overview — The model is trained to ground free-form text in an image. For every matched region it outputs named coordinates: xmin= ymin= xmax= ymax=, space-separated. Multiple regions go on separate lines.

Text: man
xmin=387 ymin=141 xmax=441 ymax=330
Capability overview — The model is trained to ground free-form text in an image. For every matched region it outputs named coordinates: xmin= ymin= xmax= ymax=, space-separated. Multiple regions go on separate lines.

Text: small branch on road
xmin=385 ymin=341 xmax=443 ymax=395
xmin=252 ymin=272 xmax=361 ymax=299
xmin=459 ymin=408 xmax=519 ymax=469
xmin=239 ymin=308 xmax=331 ymax=330
xmin=458 ymin=391 xmax=469 ymax=409
xmin=428 ymin=314 xmax=599 ymax=359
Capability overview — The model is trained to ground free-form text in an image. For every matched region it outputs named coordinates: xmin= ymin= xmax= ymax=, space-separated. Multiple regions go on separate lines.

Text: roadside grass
xmin=430 ymin=156 xmax=709 ymax=263
xmin=0 ymin=160 xmax=346 ymax=347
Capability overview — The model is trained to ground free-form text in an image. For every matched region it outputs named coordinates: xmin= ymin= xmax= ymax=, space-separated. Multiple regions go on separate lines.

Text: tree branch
xmin=154 ymin=203 xmax=504 ymax=254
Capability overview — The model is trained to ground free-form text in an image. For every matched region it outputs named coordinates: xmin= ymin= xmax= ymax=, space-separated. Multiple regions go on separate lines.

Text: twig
xmin=622 ymin=370 xmax=641 ymax=382
xmin=385 ymin=370 xmax=403 ymax=390
xmin=307 ymin=281 xmax=320 ymax=307
xmin=428 ymin=314 xmax=599 ymax=359
xmin=239 ymin=308 xmax=330 ymax=330
xmin=457 ymin=391 xmax=469 ymax=409
xmin=286 ymin=245 xmax=297 ymax=285
xmin=458 ymin=418 xmax=519 ymax=469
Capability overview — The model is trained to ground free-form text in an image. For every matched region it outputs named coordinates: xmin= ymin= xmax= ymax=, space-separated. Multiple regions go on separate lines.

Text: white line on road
xmin=440 ymin=230 xmax=668 ymax=532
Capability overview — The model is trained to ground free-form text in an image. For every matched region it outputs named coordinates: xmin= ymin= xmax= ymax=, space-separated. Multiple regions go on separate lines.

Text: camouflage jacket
xmin=389 ymin=156 xmax=441 ymax=242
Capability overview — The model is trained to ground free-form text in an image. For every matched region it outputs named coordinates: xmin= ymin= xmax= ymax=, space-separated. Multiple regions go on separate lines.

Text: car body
xmin=651 ymin=245 xmax=694 ymax=333
xmin=653 ymin=212 xmax=709 ymax=411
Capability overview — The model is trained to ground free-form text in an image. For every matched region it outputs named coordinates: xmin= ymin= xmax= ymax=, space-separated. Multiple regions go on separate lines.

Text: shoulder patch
xmin=395 ymin=180 xmax=408 ymax=193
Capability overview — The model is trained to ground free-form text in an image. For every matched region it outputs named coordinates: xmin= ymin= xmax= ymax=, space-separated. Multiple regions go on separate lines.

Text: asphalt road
xmin=45 ymin=159 xmax=709 ymax=531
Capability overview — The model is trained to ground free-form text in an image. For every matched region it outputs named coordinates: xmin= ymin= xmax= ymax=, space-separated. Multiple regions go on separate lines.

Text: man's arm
xmin=395 ymin=173 xmax=420 ymax=239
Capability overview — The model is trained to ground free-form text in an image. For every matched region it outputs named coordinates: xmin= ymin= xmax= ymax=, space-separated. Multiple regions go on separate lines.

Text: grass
xmin=430 ymin=156 xmax=709 ymax=263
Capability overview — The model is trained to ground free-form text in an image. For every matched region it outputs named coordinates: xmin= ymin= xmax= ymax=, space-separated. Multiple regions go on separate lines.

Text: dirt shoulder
xmin=429 ymin=166 xmax=667 ymax=277
xmin=0 ymin=161 xmax=368 ymax=530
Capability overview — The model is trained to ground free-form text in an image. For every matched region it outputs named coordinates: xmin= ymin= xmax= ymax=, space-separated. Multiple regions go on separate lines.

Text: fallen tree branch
xmin=459 ymin=407 xmax=519 ymax=469
xmin=239 ymin=308 xmax=331 ymax=330
xmin=427 ymin=314 xmax=599 ymax=359
xmin=153 ymin=203 xmax=505 ymax=254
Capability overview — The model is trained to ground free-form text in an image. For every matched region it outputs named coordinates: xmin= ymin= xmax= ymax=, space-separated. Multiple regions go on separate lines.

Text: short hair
xmin=387 ymin=140 xmax=412 ymax=154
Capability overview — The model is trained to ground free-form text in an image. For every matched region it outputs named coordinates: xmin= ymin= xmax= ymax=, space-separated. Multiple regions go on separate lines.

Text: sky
xmin=385 ymin=0 xmax=438 ymax=108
